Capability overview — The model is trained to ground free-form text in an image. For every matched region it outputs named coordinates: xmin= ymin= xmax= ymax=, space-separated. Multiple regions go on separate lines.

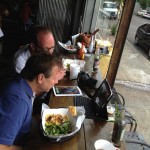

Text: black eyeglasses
xmin=35 ymin=44 xmax=55 ymax=53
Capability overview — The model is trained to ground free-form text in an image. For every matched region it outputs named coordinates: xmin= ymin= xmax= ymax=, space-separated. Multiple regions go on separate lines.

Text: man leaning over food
xmin=0 ymin=52 xmax=64 ymax=150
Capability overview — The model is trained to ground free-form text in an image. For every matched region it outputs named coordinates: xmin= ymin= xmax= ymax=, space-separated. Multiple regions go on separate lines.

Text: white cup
xmin=70 ymin=64 xmax=80 ymax=80
xmin=94 ymin=139 xmax=120 ymax=150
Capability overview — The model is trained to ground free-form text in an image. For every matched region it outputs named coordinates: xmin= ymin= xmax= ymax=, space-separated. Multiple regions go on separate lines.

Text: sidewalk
xmin=114 ymin=40 xmax=150 ymax=144
xmin=115 ymin=40 xmax=150 ymax=85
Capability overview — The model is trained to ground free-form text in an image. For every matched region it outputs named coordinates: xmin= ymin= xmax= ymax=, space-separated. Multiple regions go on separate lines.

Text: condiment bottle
xmin=88 ymin=35 xmax=94 ymax=53
xmin=93 ymin=41 xmax=100 ymax=73
xmin=111 ymin=108 xmax=126 ymax=147
xmin=78 ymin=43 xmax=84 ymax=60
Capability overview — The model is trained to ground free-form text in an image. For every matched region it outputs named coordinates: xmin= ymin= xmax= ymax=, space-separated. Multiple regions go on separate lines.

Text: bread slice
xmin=69 ymin=106 xmax=77 ymax=116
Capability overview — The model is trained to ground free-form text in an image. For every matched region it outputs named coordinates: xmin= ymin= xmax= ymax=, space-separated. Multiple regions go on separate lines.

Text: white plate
xmin=58 ymin=41 xmax=77 ymax=52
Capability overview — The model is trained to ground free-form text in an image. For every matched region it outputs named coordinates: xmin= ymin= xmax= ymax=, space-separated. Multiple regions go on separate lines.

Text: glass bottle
xmin=93 ymin=41 xmax=100 ymax=73
xmin=111 ymin=108 xmax=126 ymax=147
xmin=88 ymin=35 xmax=94 ymax=53
xmin=78 ymin=43 xmax=84 ymax=60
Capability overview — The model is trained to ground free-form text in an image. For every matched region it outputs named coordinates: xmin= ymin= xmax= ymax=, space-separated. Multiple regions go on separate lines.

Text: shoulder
xmin=15 ymin=46 xmax=31 ymax=61
xmin=1 ymin=77 xmax=33 ymax=117
xmin=14 ymin=46 xmax=31 ymax=73
xmin=4 ymin=77 xmax=32 ymax=103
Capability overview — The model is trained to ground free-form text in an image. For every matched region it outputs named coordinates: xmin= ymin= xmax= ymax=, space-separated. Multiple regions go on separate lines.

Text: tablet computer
xmin=53 ymin=86 xmax=82 ymax=96
xmin=75 ymin=79 xmax=113 ymax=120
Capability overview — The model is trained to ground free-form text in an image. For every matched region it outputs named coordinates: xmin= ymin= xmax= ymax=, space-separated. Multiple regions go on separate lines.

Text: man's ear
xmin=37 ymin=73 xmax=45 ymax=84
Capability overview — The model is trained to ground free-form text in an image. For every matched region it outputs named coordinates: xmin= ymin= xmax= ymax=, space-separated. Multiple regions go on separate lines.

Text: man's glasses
xmin=35 ymin=44 xmax=55 ymax=53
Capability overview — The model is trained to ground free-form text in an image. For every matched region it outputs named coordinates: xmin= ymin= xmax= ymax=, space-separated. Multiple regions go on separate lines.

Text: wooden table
xmin=26 ymin=53 xmax=127 ymax=150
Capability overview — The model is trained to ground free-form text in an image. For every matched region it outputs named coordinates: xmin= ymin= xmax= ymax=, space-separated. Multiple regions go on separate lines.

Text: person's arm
xmin=0 ymin=144 xmax=23 ymax=150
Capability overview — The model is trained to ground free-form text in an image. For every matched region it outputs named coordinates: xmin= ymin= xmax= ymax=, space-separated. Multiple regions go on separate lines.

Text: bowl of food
xmin=41 ymin=107 xmax=85 ymax=142
xmin=58 ymin=41 xmax=77 ymax=52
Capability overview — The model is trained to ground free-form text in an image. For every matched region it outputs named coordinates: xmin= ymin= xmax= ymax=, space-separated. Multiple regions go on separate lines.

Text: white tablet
xmin=53 ymin=86 xmax=82 ymax=96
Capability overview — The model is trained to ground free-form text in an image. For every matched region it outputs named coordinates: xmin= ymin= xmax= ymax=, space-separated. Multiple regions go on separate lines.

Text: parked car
xmin=103 ymin=1 xmax=118 ymax=19
xmin=137 ymin=10 xmax=147 ymax=17
xmin=143 ymin=11 xmax=150 ymax=19
xmin=135 ymin=24 xmax=150 ymax=58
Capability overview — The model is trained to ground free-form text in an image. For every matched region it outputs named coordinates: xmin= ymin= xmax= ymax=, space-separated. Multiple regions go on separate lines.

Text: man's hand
xmin=58 ymin=69 xmax=66 ymax=80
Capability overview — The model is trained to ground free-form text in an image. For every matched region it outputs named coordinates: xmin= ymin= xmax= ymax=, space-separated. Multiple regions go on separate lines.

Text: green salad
xmin=66 ymin=63 xmax=70 ymax=70
xmin=44 ymin=114 xmax=72 ymax=136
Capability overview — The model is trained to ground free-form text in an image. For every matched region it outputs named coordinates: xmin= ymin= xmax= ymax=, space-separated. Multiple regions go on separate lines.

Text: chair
xmin=124 ymin=132 xmax=150 ymax=149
